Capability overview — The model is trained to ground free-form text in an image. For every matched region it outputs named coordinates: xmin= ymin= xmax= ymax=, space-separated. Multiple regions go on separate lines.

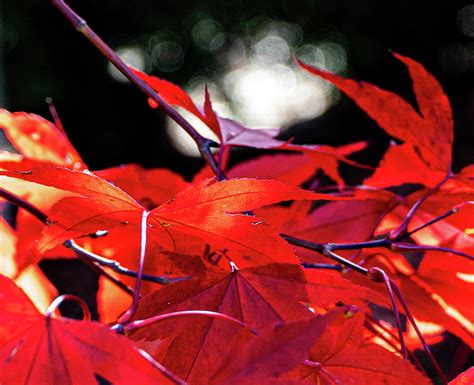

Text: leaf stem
xmin=368 ymin=267 xmax=408 ymax=360
xmin=118 ymin=210 xmax=150 ymax=325
xmin=136 ymin=348 xmax=189 ymax=385
xmin=45 ymin=294 xmax=91 ymax=320
xmin=64 ymin=239 xmax=186 ymax=285
xmin=390 ymin=280 xmax=448 ymax=385
xmin=117 ymin=310 xmax=250 ymax=333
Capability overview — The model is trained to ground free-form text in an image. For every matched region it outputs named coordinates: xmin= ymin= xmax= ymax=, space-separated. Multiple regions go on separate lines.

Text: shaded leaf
xmin=0 ymin=275 xmax=177 ymax=384
xmin=130 ymin=262 xmax=384 ymax=383
xmin=288 ymin=311 xmax=431 ymax=385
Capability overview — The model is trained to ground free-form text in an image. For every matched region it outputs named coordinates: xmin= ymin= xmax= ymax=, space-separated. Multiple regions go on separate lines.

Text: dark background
xmin=1 ymin=1 xmax=473 ymax=382
xmin=2 ymin=0 xmax=474 ymax=177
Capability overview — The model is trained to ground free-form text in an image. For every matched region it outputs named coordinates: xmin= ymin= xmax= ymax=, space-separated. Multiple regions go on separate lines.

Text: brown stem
xmin=50 ymin=0 xmax=220 ymax=175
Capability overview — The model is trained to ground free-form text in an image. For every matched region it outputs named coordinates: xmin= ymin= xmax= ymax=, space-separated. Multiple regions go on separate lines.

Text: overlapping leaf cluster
xmin=0 ymin=38 xmax=472 ymax=385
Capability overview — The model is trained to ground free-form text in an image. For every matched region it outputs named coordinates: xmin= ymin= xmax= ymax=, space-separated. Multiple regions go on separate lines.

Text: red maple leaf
xmin=0 ymin=275 xmax=178 ymax=384
xmin=129 ymin=260 xmax=383 ymax=382
xmin=287 ymin=310 xmax=432 ymax=385
xmin=0 ymin=109 xmax=85 ymax=170
xmin=298 ymin=52 xmax=453 ymax=187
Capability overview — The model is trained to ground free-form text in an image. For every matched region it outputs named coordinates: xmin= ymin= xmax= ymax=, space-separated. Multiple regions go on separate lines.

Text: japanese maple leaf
xmin=94 ymin=163 xmax=189 ymax=210
xmin=298 ymin=52 xmax=453 ymax=187
xmin=195 ymin=141 xmax=368 ymax=189
xmin=207 ymin=316 xmax=333 ymax=385
xmin=278 ymin=141 xmax=369 ymax=189
xmin=0 ymin=165 xmax=345 ymax=267
xmin=0 ymin=275 xmax=179 ymax=385
xmin=129 ymin=259 xmax=385 ymax=382
xmin=3 ymin=162 xmax=188 ymax=270
xmin=0 ymin=109 xmax=85 ymax=170
xmin=132 ymin=68 xmax=287 ymax=150
xmin=287 ymin=311 xmax=431 ymax=385
xmin=449 ymin=367 xmax=474 ymax=385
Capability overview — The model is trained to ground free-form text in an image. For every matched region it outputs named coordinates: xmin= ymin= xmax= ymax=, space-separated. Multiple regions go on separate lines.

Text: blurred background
xmin=1 ymin=1 xmax=473 ymax=380
xmin=1 ymin=0 xmax=474 ymax=178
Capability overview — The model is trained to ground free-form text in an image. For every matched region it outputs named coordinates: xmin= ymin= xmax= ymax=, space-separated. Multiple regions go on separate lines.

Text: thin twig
xmin=302 ymin=360 xmax=341 ymax=384
xmin=0 ymin=187 xmax=48 ymax=224
xmin=64 ymin=239 xmax=186 ymax=284
xmin=50 ymin=0 xmax=220 ymax=175
xmin=45 ymin=97 xmax=66 ymax=135
xmin=281 ymin=234 xmax=369 ymax=275
xmin=403 ymin=201 xmax=473 ymax=240
xmin=79 ymin=254 xmax=135 ymax=296
xmin=301 ymin=262 xmax=343 ymax=271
